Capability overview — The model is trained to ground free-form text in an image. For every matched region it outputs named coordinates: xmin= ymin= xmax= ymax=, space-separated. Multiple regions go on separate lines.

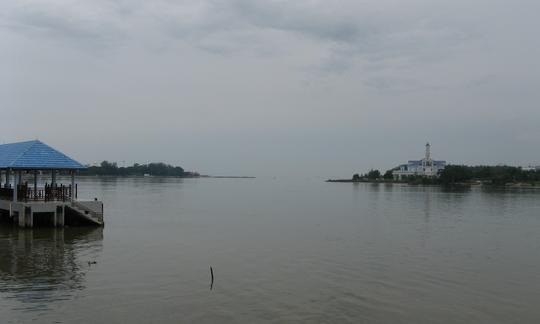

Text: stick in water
xmin=210 ymin=266 xmax=214 ymax=290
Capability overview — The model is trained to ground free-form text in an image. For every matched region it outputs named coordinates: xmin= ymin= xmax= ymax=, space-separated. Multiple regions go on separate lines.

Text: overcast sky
xmin=2 ymin=0 xmax=539 ymax=177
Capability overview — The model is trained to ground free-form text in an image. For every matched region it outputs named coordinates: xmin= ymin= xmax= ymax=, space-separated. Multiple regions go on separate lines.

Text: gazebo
xmin=0 ymin=140 xmax=84 ymax=202
xmin=0 ymin=140 xmax=103 ymax=227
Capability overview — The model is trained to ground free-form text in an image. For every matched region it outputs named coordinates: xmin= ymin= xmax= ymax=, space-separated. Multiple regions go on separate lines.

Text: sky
xmin=1 ymin=0 xmax=539 ymax=177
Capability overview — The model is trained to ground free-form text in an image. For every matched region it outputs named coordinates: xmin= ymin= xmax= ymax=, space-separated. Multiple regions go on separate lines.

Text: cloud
xmin=1 ymin=0 xmax=540 ymax=174
xmin=151 ymin=0 xmax=475 ymax=80
xmin=228 ymin=0 xmax=365 ymax=43
xmin=0 ymin=1 xmax=128 ymax=48
xmin=1 ymin=0 xmax=475 ymax=75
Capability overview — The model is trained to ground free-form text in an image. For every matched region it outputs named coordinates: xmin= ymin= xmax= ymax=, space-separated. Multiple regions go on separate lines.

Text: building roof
xmin=0 ymin=140 xmax=86 ymax=170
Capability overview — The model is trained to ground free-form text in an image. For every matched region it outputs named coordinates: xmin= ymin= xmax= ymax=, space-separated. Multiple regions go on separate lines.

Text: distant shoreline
xmin=332 ymin=165 xmax=540 ymax=187
xmin=76 ymin=174 xmax=256 ymax=179
xmin=79 ymin=161 xmax=258 ymax=179
xmin=326 ymin=179 xmax=408 ymax=184
xmin=203 ymin=176 xmax=256 ymax=179
xmin=326 ymin=178 xmax=540 ymax=188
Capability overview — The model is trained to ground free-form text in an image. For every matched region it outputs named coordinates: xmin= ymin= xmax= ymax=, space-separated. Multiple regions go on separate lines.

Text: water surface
xmin=1 ymin=177 xmax=539 ymax=323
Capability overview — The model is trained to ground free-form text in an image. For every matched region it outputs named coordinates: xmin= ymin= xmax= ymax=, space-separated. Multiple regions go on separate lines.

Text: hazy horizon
xmin=3 ymin=0 xmax=539 ymax=177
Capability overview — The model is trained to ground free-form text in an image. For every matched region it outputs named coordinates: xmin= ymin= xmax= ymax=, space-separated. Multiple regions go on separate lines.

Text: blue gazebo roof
xmin=0 ymin=140 xmax=86 ymax=170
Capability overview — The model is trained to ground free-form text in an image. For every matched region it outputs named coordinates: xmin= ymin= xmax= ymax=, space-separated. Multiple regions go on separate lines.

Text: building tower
xmin=425 ymin=142 xmax=431 ymax=161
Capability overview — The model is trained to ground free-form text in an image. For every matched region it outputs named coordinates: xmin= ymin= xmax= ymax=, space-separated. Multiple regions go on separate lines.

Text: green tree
xmin=367 ymin=169 xmax=381 ymax=180
xmin=439 ymin=165 xmax=472 ymax=184
xmin=81 ymin=161 xmax=187 ymax=177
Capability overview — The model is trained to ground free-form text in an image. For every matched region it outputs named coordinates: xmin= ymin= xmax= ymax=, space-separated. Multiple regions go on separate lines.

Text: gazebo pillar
xmin=71 ymin=170 xmax=76 ymax=201
xmin=13 ymin=170 xmax=18 ymax=202
xmin=51 ymin=169 xmax=56 ymax=186
xmin=4 ymin=169 xmax=10 ymax=188
xmin=33 ymin=171 xmax=38 ymax=199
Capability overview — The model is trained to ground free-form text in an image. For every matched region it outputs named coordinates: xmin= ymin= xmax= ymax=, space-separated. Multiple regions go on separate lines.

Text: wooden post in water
xmin=210 ymin=266 xmax=214 ymax=290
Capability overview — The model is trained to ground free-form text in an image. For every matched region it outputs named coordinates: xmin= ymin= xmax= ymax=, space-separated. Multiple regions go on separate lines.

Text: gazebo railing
xmin=0 ymin=183 xmax=78 ymax=202
xmin=0 ymin=187 xmax=13 ymax=200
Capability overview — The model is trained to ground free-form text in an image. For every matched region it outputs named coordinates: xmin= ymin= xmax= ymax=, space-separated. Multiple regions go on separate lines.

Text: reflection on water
xmin=0 ymin=227 xmax=103 ymax=311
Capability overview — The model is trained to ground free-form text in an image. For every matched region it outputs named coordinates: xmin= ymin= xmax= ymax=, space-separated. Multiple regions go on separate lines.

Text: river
xmin=1 ymin=177 xmax=539 ymax=323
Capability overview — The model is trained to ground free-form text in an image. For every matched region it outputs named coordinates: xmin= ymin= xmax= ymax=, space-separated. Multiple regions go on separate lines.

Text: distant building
xmin=522 ymin=165 xmax=540 ymax=172
xmin=392 ymin=143 xmax=446 ymax=180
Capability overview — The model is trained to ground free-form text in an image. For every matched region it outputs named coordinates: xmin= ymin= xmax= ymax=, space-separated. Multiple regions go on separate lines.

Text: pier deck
xmin=0 ymin=199 xmax=104 ymax=227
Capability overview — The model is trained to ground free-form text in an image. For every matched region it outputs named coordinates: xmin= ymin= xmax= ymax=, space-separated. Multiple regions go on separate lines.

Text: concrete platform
xmin=0 ymin=199 xmax=104 ymax=227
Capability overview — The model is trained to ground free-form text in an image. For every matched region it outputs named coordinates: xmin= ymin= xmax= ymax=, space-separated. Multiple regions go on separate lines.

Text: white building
xmin=392 ymin=143 xmax=446 ymax=180
xmin=522 ymin=165 xmax=540 ymax=172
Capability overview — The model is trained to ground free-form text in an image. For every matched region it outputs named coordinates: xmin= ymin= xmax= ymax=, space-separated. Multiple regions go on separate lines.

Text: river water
xmin=1 ymin=177 xmax=539 ymax=323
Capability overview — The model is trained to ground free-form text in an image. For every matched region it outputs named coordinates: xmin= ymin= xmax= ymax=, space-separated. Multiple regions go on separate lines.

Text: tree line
xmin=79 ymin=161 xmax=199 ymax=177
xmin=438 ymin=165 xmax=540 ymax=185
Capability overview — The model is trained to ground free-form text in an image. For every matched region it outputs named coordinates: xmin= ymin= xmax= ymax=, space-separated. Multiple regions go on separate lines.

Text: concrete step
xmin=66 ymin=202 xmax=104 ymax=226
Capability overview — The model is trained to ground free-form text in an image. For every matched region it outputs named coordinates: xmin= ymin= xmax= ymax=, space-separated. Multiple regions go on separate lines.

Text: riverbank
xmin=76 ymin=174 xmax=256 ymax=179
xmin=326 ymin=178 xmax=540 ymax=188
xmin=340 ymin=165 xmax=540 ymax=187
xmin=326 ymin=179 xmax=391 ymax=183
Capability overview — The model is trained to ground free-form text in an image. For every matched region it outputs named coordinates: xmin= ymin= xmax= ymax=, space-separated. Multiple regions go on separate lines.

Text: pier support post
xmin=18 ymin=207 xmax=25 ymax=228
xmin=60 ymin=206 xmax=65 ymax=226
xmin=55 ymin=206 xmax=64 ymax=227
xmin=25 ymin=207 xmax=33 ymax=228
